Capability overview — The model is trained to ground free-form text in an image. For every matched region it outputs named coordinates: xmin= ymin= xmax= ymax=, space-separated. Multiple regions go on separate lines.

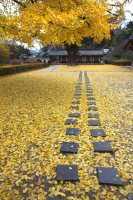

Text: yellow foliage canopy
xmin=0 ymin=0 xmax=129 ymax=46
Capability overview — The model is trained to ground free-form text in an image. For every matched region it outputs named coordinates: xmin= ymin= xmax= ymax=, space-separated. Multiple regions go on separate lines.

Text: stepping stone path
xmin=47 ymin=198 xmax=63 ymax=200
xmin=56 ymin=165 xmax=79 ymax=181
xmin=88 ymin=102 xmax=96 ymax=105
xmin=88 ymin=113 xmax=99 ymax=118
xmin=87 ymin=93 xmax=94 ymax=96
xmin=128 ymin=194 xmax=133 ymax=200
xmin=54 ymin=71 xmax=123 ymax=198
xmin=88 ymin=97 xmax=96 ymax=101
xmin=93 ymin=142 xmax=113 ymax=152
xmin=70 ymin=106 xmax=79 ymax=110
xmin=68 ymin=113 xmax=80 ymax=118
xmin=88 ymin=120 xmax=101 ymax=126
xmin=84 ymin=71 xmax=122 ymax=186
xmin=97 ymin=167 xmax=123 ymax=186
xmin=90 ymin=129 xmax=106 ymax=137
xmin=66 ymin=128 xmax=80 ymax=135
xmin=65 ymin=119 xmax=78 ymax=125
xmin=60 ymin=142 xmax=79 ymax=153
xmin=88 ymin=106 xmax=98 ymax=111
xmin=56 ymin=72 xmax=82 ymax=184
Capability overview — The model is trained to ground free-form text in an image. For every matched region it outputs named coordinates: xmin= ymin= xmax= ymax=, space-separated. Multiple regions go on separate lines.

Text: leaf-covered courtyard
xmin=0 ymin=65 xmax=133 ymax=199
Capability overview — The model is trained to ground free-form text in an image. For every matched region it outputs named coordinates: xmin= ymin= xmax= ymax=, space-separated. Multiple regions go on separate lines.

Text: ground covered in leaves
xmin=55 ymin=64 xmax=132 ymax=71
xmin=0 ymin=65 xmax=133 ymax=199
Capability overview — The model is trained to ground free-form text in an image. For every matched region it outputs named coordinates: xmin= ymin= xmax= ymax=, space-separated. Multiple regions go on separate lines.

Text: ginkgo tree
xmin=0 ymin=0 xmax=130 ymax=64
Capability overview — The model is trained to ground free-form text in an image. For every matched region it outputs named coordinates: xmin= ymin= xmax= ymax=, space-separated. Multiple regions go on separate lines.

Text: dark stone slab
xmin=88 ymin=113 xmax=99 ymax=118
xmin=60 ymin=142 xmax=79 ymax=153
xmin=68 ymin=113 xmax=80 ymax=118
xmin=90 ymin=129 xmax=106 ymax=137
xmin=72 ymin=101 xmax=80 ymax=104
xmin=56 ymin=165 xmax=79 ymax=181
xmin=65 ymin=119 xmax=78 ymax=125
xmin=88 ymin=97 xmax=96 ymax=101
xmin=70 ymin=106 xmax=79 ymax=110
xmin=66 ymin=128 xmax=80 ymax=135
xmin=97 ymin=167 xmax=123 ymax=186
xmin=88 ymin=107 xmax=98 ymax=111
xmin=88 ymin=102 xmax=96 ymax=105
xmin=93 ymin=142 xmax=113 ymax=152
xmin=128 ymin=194 xmax=133 ymax=200
xmin=47 ymin=198 xmax=64 ymax=200
xmin=87 ymin=94 xmax=94 ymax=97
xmin=86 ymin=90 xmax=93 ymax=92
xmin=88 ymin=120 xmax=101 ymax=126
xmin=87 ymin=91 xmax=93 ymax=94
xmin=74 ymin=97 xmax=80 ymax=100
xmin=86 ymin=90 xmax=93 ymax=93
xmin=74 ymin=95 xmax=81 ymax=97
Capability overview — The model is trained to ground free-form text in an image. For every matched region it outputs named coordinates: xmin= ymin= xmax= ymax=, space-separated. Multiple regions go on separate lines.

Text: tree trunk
xmin=65 ymin=44 xmax=79 ymax=65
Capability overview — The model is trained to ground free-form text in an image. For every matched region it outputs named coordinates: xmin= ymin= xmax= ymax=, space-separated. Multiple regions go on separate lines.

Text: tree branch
xmin=107 ymin=11 xmax=119 ymax=17
xmin=12 ymin=0 xmax=38 ymax=7
xmin=12 ymin=0 xmax=24 ymax=6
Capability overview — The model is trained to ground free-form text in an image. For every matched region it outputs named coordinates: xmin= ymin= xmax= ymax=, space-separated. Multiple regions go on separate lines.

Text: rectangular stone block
xmin=65 ymin=119 xmax=78 ymax=125
xmin=68 ymin=113 xmax=80 ymax=118
xmin=90 ymin=129 xmax=106 ymax=137
xmin=93 ymin=142 xmax=113 ymax=152
xmin=66 ymin=128 xmax=80 ymax=135
xmin=88 ymin=113 xmax=99 ymax=118
xmin=88 ymin=120 xmax=101 ymax=126
xmin=70 ymin=106 xmax=79 ymax=110
xmin=88 ymin=107 xmax=98 ymax=111
xmin=88 ymin=102 xmax=96 ymax=105
xmin=60 ymin=142 xmax=79 ymax=153
xmin=97 ymin=167 xmax=123 ymax=186
xmin=56 ymin=165 xmax=79 ymax=181
xmin=88 ymin=97 xmax=96 ymax=101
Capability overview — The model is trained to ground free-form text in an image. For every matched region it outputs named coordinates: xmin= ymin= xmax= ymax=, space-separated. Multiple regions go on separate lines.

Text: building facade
xmin=48 ymin=48 xmax=105 ymax=64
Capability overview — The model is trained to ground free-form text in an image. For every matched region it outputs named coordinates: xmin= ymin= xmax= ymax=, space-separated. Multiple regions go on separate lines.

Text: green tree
xmin=8 ymin=44 xmax=30 ymax=59
xmin=0 ymin=43 xmax=11 ymax=64
xmin=112 ymin=21 xmax=133 ymax=47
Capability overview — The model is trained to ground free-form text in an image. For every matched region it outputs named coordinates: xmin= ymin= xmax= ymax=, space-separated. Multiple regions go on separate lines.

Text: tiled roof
xmin=49 ymin=50 xmax=104 ymax=56
xmin=79 ymin=50 xmax=104 ymax=55
xmin=49 ymin=50 xmax=67 ymax=56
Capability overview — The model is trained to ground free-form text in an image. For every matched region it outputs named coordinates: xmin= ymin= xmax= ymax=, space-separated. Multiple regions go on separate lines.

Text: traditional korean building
xmin=123 ymin=35 xmax=133 ymax=51
xmin=48 ymin=48 xmax=105 ymax=64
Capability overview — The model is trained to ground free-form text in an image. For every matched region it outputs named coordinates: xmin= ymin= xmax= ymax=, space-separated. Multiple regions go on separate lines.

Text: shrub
xmin=105 ymin=59 xmax=132 ymax=66
xmin=0 ymin=63 xmax=49 ymax=76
